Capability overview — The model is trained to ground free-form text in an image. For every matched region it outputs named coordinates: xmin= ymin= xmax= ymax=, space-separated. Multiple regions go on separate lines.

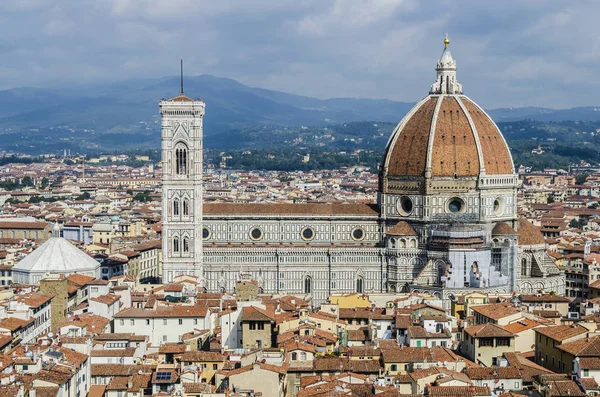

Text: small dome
xmin=386 ymin=221 xmax=418 ymax=236
xmin=492 ymin=222 xmax=517 ymax=235
xmin=13 ymin=237 xmax=100 ymax=280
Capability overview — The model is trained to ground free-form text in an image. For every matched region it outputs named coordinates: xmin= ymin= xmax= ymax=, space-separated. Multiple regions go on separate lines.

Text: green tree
xmin=76 ymin=192 xmax=91 ymax=200
xmin=576 ymin=174 xmax=589 ymax=185
xmin=40 ymin=177 xmax=49 ymax=189
xmin=133 ymin=192 xmax=152 ymax=202
xmin=21 ymin=176 xmax=33 ymax=187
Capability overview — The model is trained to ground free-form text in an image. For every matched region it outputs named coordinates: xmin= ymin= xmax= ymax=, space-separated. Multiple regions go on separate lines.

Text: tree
xmin=576 ymin=173 xmax=589 ymax=185
xmin=133 ymin=192 xmax=152 ymax=202
xmin=76 ymin=192 xmax=91 ymax=200
xmin=40 ymin=177 xmax=49 ymax=189
xmin=547 ymin=196 xmax=555 ymax=204
xmin=50 ymin=175 xmax=63 ymax=187
xmin=21 ymin=176 xmax=33 ymax=187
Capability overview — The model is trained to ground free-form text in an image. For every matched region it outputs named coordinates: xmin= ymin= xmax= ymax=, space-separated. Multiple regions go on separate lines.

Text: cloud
xmin=0 ymin=0 xmax=597 ymax=108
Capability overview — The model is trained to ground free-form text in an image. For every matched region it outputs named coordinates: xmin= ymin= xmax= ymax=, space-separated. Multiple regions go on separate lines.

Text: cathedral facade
xmin=161 ymin=39 xmax=565 ymax=306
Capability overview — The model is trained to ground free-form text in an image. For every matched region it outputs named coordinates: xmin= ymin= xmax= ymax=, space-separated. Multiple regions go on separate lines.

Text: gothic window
xmin=521 ymin=258 xmax=528 ymax=276
xmin=173 ymin=237 xmax=180 ymax=253
xmin=183 ymin=237 xmax=189 ymax=253
xmin=356 ymin=277 xmax=364 ymax=293
xmin=173 ymin=198 xmax=180 ymax=216
xmin=304 ymin=276 xmax=312 ymax=294
xmin=175 ymin=143 xmax=189 ymax=176
xmin=183 ymin=198 xmax=190 ymax=216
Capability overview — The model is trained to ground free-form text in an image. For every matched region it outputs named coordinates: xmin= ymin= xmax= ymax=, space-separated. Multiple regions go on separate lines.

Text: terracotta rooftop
xmin=387 ymin=221 xmax=418 ymax=236
xmin=464 ymin=323 xmax=514 ymax=338
xmin=517 ymin=218 xmax=546 ymax=245
xmin=204 ymin=203 xmax=379 ymax=216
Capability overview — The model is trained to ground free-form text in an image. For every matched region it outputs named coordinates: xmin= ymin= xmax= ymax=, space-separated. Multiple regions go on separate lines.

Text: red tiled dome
xmin=382 ymin=95 xmax=514 ymax=179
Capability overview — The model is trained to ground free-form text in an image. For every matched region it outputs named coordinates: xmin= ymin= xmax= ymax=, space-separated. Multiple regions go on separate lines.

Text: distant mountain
xmin=0 ymin=74 xmax=597 ymax=154
xmin=487 ymin=106 xmax=600 ymax=122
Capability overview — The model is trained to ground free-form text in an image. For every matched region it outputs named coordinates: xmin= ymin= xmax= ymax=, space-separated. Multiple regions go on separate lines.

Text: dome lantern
xmin=430 ymin=34 xmax=462 ymax=95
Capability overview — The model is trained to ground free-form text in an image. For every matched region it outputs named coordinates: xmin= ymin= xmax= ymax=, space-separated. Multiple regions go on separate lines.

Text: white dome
xmin=13 ymin=238 xmax=100 ymax=284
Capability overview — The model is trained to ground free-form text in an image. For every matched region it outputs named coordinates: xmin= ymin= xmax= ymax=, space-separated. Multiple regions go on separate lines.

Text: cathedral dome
xmin=381 ymin=38 xmax=514 ymax=181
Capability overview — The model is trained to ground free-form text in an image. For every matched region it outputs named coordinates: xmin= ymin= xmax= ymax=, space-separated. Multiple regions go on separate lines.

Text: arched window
xmin=173 ymin=198 xmax=180 ymax=216
xmin=183 ymin=237 xmax=189 ymax=253
xmin=173 ymin=237 xmax=180 ymax=253
xmin=304 ymin=276 xmax=312 ymax=294
xmin=521 ymin=258 xmax=527 ymax=276
xmin=183 ymin=198 xmax=190 ymax=216
xmin=356 ymin=277 xmax=364 ymax=293
xmin=175 ymin=143 xmax=188 ymax=176
xmin=300 ymin=352 xmax=307 ymax=361
xmin=291 ymin=352 xmax=297 ymax=361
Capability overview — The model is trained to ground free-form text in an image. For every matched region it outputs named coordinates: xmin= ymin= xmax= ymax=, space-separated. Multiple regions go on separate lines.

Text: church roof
xmin=386 ymin=221 xmax=418 ymax=236
xmin=203 ymin=203 xmax=379 ymax=216
xmin=13 ymin=237 xmax=100 ymax=274
xmin=492 ymin=222 xmax=517 ymax=235
xmin=168 ymin=93 xmax=195 ymax=102
xmin=517 ymin=218 xmax=546 ymax=246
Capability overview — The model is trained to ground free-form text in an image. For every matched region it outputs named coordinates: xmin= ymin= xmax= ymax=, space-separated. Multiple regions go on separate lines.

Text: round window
xmin=397 ymin=196 xmax=413 ymax=216
xmin=493 ymin=198 xmax=503 ymax=216
xmin=301 ymin=227 xmax=315 ymax=241
xmin=202 ymin=228 xmax=210 ymax=240
xmin=352 ymin=228 xmax=365 ymax=241
xmin=250 ymin=227 xmax=263 ymax=240
xmin=448 ymin=198 xmax=465 ymax=213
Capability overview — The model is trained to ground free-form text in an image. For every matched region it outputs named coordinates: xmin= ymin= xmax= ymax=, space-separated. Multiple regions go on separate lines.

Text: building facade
xmin=161 ymin=38 xmax=565 ymax=306
xmin=160 ymin=89 xmax=205 ymax=283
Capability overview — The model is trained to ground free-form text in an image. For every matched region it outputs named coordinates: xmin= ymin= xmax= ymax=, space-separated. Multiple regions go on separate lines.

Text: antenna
xmin=180 ymin=59 xmax=184 ymax=95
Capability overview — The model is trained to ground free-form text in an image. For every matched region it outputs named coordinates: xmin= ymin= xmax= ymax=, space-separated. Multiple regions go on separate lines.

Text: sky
xmin=0 ymin=0 xmax=598 ymax=108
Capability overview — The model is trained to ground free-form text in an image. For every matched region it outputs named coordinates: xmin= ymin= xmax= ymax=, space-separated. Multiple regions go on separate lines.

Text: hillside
xmin=0 ymin=75 xmax=598 ymax=154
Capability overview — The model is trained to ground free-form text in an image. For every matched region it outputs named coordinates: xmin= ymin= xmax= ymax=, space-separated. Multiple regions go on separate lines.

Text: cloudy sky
xmin=0 ymin=0 xmax=598 ymax=108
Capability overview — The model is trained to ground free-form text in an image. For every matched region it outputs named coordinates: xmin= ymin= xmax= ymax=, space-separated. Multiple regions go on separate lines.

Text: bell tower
xmin=160 ymin=62 xmax=205 ymax=283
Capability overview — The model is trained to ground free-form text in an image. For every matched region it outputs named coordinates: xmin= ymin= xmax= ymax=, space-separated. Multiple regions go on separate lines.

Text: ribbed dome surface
xmin=383 ymin=95 xmax=513 ymax=178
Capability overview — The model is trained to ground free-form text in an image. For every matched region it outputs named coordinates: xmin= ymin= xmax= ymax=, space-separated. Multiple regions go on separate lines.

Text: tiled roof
xmin=239 ymin=306 xmax=274 ymax=322
xmin=179 ymin=350 xmax=225 ymax=362
xmin=204 ymin=203 xmax=379 ymax=216
xmin=465 ymin=366 xmax=521 ymax=380
xmin=492 ymin=222 xmax=517 ymax=235
xmin=464 ymin=323 xmax=514 ymax=338
xmin=387 ymin=221 xmax=418 ymax=236
xmin=426 ymin=385 xmax=490 ymax=397
xmin=557 ymin=335 xmax=600 ymax=356
xmin=535 ymin=324 xmax=588 ymax=342
xmin=504 ymin=319 xmax=543 ymax=333
xmin=91 ymin=348 xmax=136 ymax=357
xmin=517 ymin=218 xmax=546 ymax=245
xmin=470 ymin=302 xmax=519 ymax=320
xmin=519 ymin=294 xmax=570 ymax=303
xmin=114 ymin=305 xmax=208 ymax=318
